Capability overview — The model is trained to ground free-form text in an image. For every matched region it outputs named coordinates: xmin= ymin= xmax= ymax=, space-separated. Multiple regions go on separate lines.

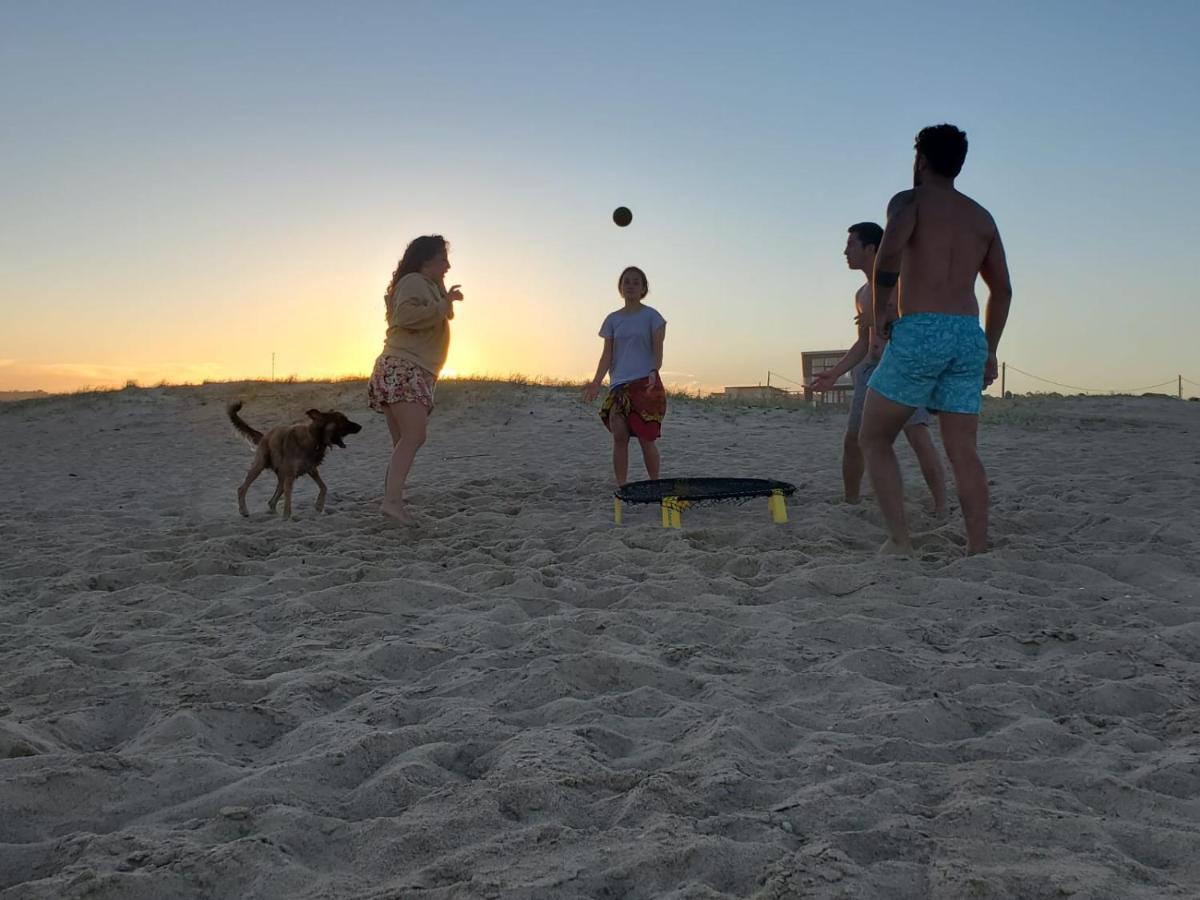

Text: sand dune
xmin=1 ymin=382 xmax=1198 ymax=898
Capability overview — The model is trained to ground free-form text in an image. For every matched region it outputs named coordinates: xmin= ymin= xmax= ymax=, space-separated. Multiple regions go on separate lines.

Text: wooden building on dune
xmin=800 ymin=350 xmax=854 ymax=405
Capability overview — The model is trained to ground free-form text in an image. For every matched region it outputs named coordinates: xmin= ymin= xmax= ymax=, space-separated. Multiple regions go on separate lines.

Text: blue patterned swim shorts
xmin=868 ymin=313 xmax=989 ymax=415
xmin=849 ymin=358 xmax=931 ymax=432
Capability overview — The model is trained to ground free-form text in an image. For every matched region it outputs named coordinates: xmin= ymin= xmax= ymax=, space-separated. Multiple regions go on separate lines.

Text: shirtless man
xmin=810 ymin=222 xmax=947 ymax=516
xmin=860 ymin=124 xmax=1013 ymax=555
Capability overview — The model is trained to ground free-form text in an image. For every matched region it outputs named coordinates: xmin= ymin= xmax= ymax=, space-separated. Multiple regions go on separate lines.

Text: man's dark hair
xmin=848 ymin=222 xmax=883 ymax=252
xmin=915 ymin=124 xmax=968 ymax=178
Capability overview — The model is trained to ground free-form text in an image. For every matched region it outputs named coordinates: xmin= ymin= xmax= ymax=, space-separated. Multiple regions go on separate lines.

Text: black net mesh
xmin=615 ymin=477 xmax=797 ymax=506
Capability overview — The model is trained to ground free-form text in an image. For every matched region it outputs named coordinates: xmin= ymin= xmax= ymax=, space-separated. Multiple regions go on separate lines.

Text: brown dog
xmin=228 ymin=401 xmax=362 ymax=518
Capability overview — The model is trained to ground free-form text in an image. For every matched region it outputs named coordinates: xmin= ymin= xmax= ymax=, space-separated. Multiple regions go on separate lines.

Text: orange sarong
xmin=600 ymin=374 xmax=667 ymax=441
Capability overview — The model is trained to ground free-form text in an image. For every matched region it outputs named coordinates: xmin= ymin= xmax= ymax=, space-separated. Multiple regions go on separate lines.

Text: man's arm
xmin=979 ymin=228 xmax=1012 ymax=354
xmin=810 ymin=327 xmax=870 ymax=392
xmin=872 ymin=190 xmax=918 ymax=334
xmin=978 ymin=225 xmax=1012 ymax=386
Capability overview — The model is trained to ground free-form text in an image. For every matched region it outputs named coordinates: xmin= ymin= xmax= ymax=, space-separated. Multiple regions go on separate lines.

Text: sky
xmin=3 ymin=0 xmax=1199 ymax=397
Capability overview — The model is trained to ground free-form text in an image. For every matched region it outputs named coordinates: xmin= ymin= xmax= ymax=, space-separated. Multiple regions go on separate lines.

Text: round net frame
xmin=615 ymin=477 xmax=796 ymax=508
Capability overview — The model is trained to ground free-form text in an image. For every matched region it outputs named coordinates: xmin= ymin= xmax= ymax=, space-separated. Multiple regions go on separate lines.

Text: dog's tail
xmin=227 ymin=401 xmax=264 ymax=446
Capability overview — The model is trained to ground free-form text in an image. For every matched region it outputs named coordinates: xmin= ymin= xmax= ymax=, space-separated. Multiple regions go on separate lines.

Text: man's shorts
xmin=848 ymin=359 xmax=931 ymax=432
xmin=868 ymin=313 xmax=989 ymax=415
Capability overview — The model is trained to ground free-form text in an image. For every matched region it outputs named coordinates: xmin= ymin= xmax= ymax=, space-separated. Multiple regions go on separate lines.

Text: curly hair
xmin=384 ymin=235 xmax=447 ymax=306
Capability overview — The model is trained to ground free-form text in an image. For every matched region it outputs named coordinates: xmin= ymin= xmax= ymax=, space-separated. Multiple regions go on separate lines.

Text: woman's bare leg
xmin=381 ymin=401 xmax=428 ymax=524
xmin=609 ymin=411 xmax=631 ymax=485
xmin=638 ymin=437 xmax=660 ymax=480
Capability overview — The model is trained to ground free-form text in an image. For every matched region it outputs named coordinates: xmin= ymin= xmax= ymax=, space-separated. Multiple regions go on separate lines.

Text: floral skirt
xmin=367 ymin=355 xmax=437 ymax=413
xmin=600 ymin=373 xmax=667 ymax=441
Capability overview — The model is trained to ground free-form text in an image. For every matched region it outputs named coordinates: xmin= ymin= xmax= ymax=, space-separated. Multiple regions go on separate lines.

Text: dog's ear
xmin=306 ymin=409 xmax=323 ymax=421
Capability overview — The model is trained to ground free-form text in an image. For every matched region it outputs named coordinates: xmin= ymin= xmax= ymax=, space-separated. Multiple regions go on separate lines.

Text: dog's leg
xmin=282 ymin=475 xmax=296 ymax=520
xmin=237 ymin=459 xmax=267 ymax=517
xmin=267 ymin=475 xmax=284 ymax=514
xmin=311 ymin=471 xmax=328 ymax=512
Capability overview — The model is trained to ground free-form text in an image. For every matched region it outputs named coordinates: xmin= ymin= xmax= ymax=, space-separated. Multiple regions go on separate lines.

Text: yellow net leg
xmin=661 ymin=498 xmax=672 ymax=528
xmin=661 ymin=497 xmax=682 ymax=529
xmin=769 ymin=490 xmax=788 ymax=524
xmin=670 ymin=506 xmax=682 ymax=529
xmin=614 ymin=497 xmax=623 ymax=525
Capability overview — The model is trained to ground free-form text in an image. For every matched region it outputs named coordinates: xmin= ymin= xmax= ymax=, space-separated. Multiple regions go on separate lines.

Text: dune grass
xmin=1 ymin=373 xmax=817 ymax=420
xmin=17 ymin=373 xmax=1179 ymax=419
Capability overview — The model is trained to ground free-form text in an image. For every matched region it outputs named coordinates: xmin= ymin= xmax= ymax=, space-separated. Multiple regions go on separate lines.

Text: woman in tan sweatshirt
xmin=368 ymin=235 xmax=463 ymax=525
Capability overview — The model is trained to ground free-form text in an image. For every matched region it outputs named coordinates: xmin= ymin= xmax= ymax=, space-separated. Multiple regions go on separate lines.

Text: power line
xmin=1005 ymin=365 xmax=1177 ymax=395
xmin=767 ymin=370 xmax=807 ymax=388
xmin=763 ymin=361 xmax=1195 ymax=396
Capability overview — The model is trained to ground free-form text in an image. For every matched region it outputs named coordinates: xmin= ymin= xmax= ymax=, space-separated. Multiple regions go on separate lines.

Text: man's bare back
xmin=885 ymin=185 xmax=1005 ymax=318
xmin=860 ymin=123 xmax=1014 ymax=556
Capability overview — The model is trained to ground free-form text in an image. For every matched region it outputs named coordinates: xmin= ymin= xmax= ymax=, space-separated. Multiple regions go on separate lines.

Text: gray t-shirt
xmin=600 ymin=305 xmax=667 ymax=388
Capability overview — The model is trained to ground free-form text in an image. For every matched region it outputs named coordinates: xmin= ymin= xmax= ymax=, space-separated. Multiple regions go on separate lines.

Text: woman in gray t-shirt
xmin=583 ymin=266 xmax=667 ymax=485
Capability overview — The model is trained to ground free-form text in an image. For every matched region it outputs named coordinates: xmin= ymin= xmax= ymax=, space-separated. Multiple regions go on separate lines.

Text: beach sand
xmin=1 ymin=381 xmax=1198 ymax=899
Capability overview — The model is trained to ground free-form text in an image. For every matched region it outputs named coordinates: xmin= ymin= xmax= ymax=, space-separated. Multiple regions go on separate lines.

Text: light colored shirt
xmin=600 ymin=304 xmax=666 ymax=387
xmin=380 ymin=273 xmax=452 ymax=374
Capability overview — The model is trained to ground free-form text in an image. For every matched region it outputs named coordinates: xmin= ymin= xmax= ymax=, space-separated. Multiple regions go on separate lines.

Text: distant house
xmin=718 ymin=384 xmax=792 ymax=402
xmin=801 ymin=350 xmax=854 ymax=404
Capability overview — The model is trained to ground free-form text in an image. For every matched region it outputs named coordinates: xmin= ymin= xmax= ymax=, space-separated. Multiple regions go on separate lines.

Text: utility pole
xmin=1001 ymin=362 xmax=1006 ymax=397
xmin=272 ymin=353 xmax=275 ymax=382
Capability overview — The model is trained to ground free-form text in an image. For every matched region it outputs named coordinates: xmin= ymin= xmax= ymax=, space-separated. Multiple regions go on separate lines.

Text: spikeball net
xmin=613 ymin=477 xmax=797 ymax=527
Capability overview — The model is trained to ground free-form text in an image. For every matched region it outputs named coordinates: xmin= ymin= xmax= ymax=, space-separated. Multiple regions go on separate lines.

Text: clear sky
xmin=3 ymin=0 xmax=1199 ymax=396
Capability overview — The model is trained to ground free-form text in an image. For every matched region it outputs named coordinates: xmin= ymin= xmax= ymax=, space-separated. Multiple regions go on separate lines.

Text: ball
xmin=612 ymin=206 xmax=632 ymax=227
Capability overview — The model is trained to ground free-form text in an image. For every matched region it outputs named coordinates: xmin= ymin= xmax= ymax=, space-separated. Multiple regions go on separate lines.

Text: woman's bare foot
xmin=381 ymin=499 xmax=415 ymax=526
xmin=878 ymin=537 xmax=915 ymax=557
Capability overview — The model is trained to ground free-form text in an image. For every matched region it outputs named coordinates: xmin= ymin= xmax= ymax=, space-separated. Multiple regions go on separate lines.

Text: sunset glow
xmin=2 ymin=4 xmax=1198 ymax=399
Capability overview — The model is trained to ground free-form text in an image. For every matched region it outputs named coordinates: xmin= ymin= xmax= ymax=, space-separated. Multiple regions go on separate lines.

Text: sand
xmin=1 ymin=381 xmax=1198 ymax=899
